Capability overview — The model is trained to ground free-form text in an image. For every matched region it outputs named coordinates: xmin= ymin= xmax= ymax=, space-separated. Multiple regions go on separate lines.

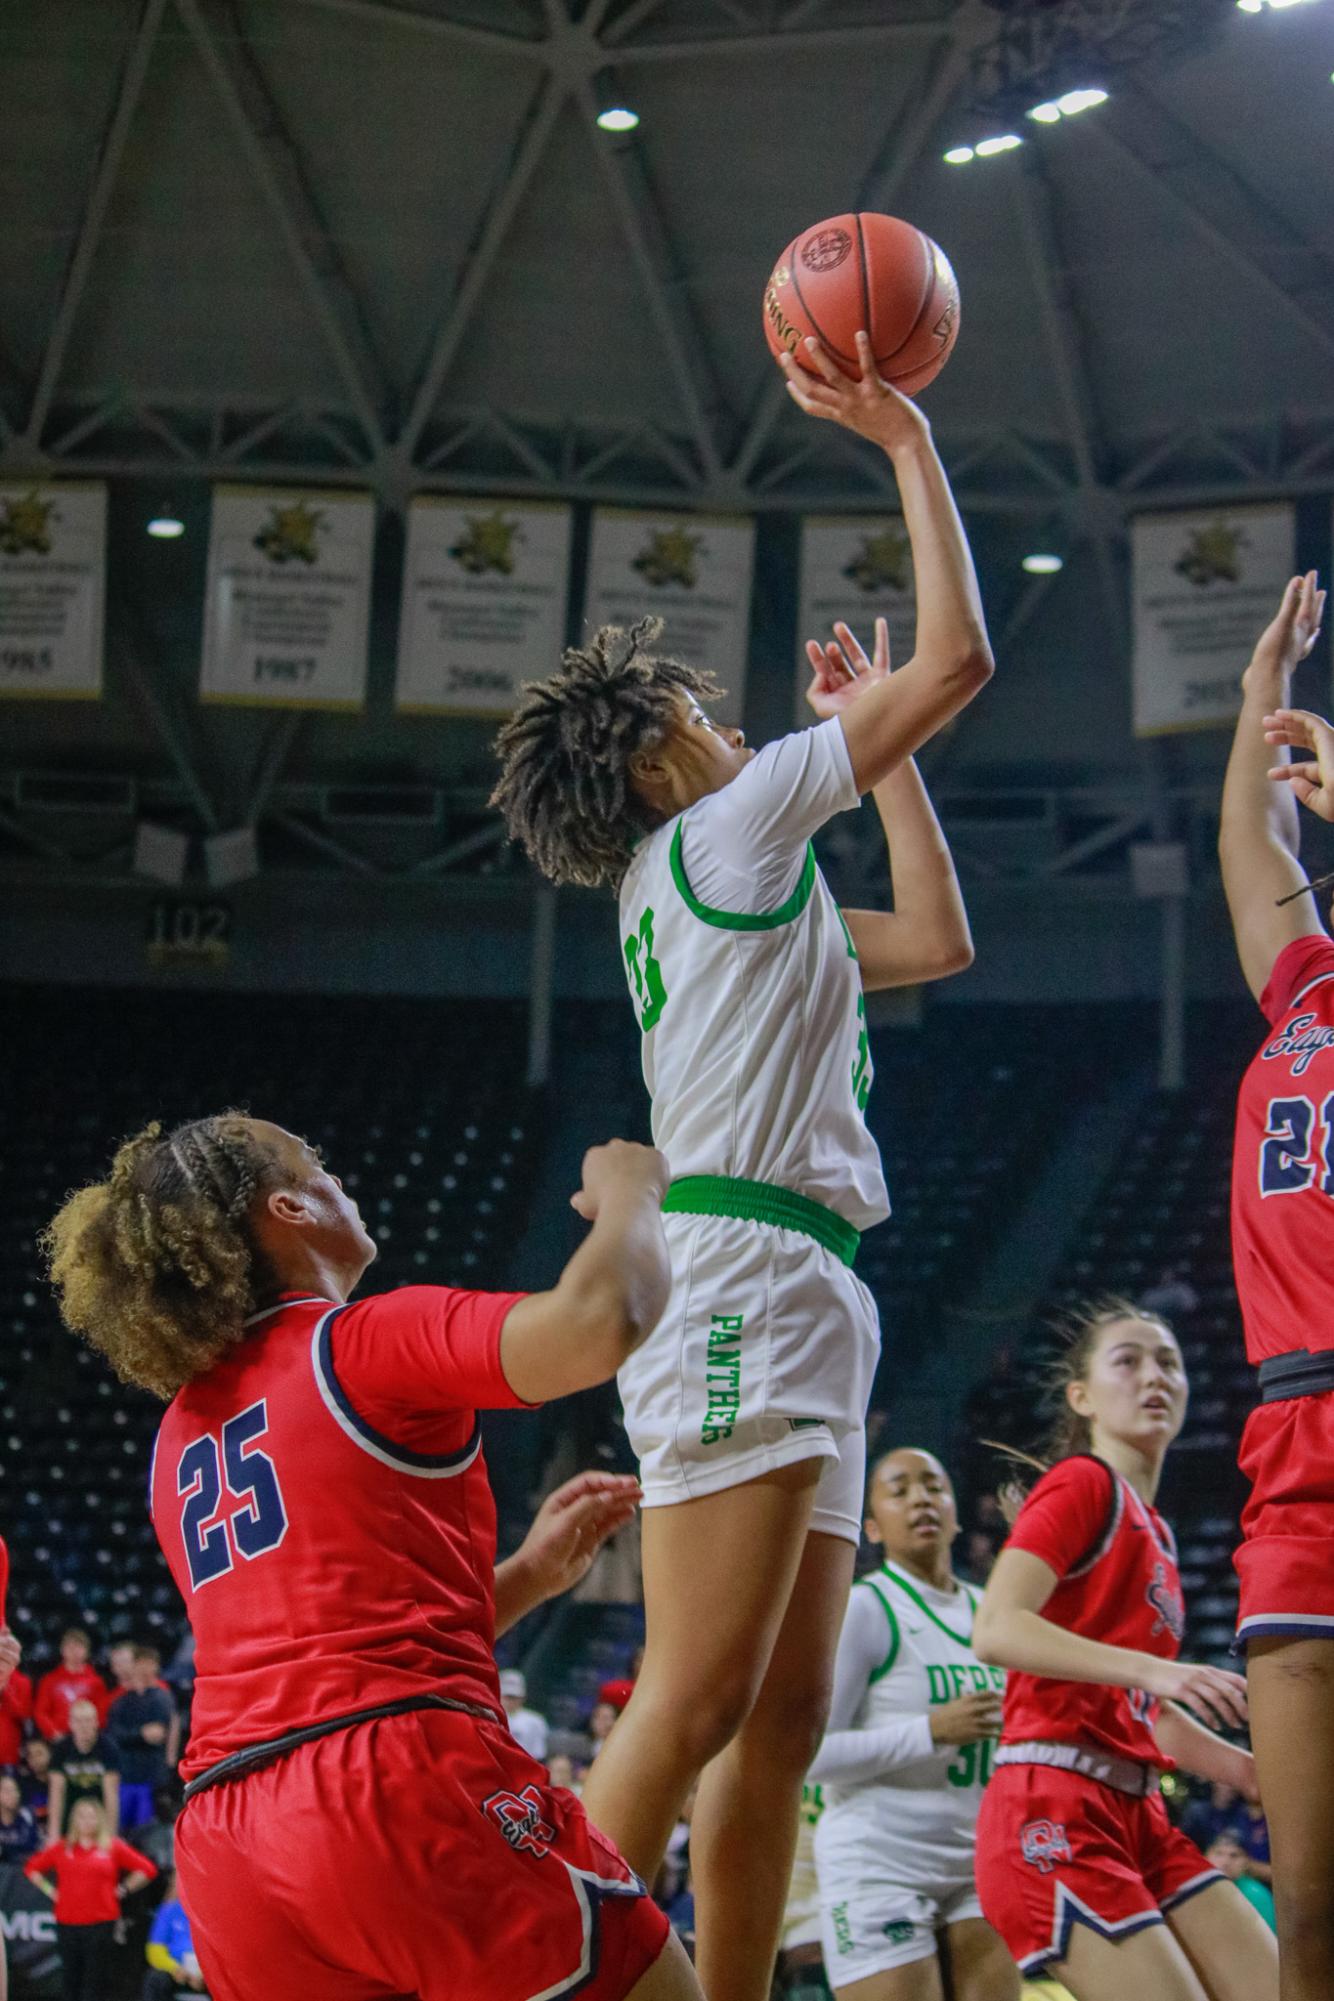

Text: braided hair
xmin=41 ymin=1115 xmax=290 ymax=1399
xmin=490 ymin=618 xmax=724 ymax=888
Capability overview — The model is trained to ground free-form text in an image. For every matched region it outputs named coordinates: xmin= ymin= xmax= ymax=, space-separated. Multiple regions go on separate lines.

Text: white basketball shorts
xmin=616 ymin=1210 xmax=881 ymax=1544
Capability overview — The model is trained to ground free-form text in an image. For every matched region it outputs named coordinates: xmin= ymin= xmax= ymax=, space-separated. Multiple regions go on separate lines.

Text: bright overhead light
xmin=1022 ymin=552 xmax=1064 ymax=575
xmin=596 ymin=105 xmax=639 ymax=132
xmin=974 ymin=133 xmax=1023 ymax=156
xmin=147 ymin=514 xmax=184 ymax=539
xmin=943 ymin=144 xmax=975 ymax=163
xmin=1028 ymin=101 xmax=1063 ymax=123
xmin=1056 ymin=87 xmax=1109 ymax=115
xmin=1235 ymin=1 xmax=1262 ymax=10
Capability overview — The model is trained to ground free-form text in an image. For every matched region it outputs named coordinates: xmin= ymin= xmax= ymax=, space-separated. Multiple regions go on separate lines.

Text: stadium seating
xmin=0 ymin=985 xmax=543 ymax=1666
xmin=960 ymin=1002 xmax=1260 ymax=1660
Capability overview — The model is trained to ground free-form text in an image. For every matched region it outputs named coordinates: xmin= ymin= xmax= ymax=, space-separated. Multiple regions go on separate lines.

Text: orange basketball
xmin=762 ymin=212 xmax=960 ymax=394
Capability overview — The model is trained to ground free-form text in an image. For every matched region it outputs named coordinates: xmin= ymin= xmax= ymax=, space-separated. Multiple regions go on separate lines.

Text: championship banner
xmin=1132 ymin=503 xmax=1296 ymax=736
xmin=394 ymin=497 xmax=573 ymax=716
xmin=0 ymin=480 xmax=105 ymax=700
xmin=582 ymin=509 xmax=755 ymax=725
xmin=797 ymin=515 xmax=916 ymax=724
xmin=199 ymin=485 xmax=374 ymax=708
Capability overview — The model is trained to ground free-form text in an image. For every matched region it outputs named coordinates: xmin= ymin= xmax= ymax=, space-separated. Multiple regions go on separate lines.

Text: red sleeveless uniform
xmin=151 ymin=1289 xmax=666 ymax=2001
xmin=975 ymin=1457 xmax=1221 ymax=1977
xmin=1231 ymin=932 xmax=1334 ymax=1644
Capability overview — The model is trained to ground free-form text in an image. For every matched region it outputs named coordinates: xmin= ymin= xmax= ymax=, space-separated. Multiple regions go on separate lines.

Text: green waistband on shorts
xmin=661 ymin=1175 xmax=860 ymax=1267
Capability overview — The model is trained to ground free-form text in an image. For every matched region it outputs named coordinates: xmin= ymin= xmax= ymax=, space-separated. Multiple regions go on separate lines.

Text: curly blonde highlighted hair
xmin=41 ymin=1115 xmax=290 ymax=1400
xmin=490 ymin=617 xmax=723 ymax=889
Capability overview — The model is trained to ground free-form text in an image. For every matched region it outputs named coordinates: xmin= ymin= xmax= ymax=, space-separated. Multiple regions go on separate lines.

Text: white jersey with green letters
xmin=617 ymin=718 xmax=889 ymax=1233
xmin=812 ymin=1559 xmax=1003 ymax=1896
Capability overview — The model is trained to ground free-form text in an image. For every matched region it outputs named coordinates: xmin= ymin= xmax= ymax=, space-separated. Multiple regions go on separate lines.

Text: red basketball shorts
xmin=176 ymin=1707 xmax=669 ymax=2001
xmin=974 ymin=1765 xmax=1221 ymax=1978
xmin=1235 ymin=1389 xmax=1334 ymax=1646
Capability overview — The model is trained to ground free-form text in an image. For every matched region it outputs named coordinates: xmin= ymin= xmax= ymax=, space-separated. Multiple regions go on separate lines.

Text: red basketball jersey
xmin=150 ymin=1286 xmax=528 ymax=1782
xmin=999 ymin=1455 xmax=1185 ymax=1767
xmin=0 ymin=1532 xmax=8 ymax=1627
xmin=1232 ymin=932 xmax=1334 ymax=1364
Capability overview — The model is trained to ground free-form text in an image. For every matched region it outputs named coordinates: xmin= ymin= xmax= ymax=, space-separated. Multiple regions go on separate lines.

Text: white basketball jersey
xmin=816 ymin=1562 xmax=1003 ymax=1893
xmin=616 ymin=722 xmax=889 ymax=1232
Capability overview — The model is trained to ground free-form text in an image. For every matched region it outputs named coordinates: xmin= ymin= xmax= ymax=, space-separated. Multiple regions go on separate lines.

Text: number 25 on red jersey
xmin=175 ymin=1400 xmax=289 ymax=1589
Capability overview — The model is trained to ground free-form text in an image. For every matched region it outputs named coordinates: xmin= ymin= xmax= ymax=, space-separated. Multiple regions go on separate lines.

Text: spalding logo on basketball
xmin=762 ymin=211 xmax=960 ymax=395
xmin=800 ymin=228 xmax=853 ymax=273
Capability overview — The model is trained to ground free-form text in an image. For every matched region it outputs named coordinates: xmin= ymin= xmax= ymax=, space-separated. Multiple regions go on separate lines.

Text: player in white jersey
xmin=811 ymin=1448 xmax=1019 ymax=2001
xmin=493 ymin=335 xmax=994 ymax=2001
xmin=779 ymin=1784 xmax=828 ymax=1999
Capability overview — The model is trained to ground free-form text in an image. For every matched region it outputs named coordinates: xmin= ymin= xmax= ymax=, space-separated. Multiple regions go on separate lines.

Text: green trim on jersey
xmin=662 ymin=1174 xmax=860 ymax=1266
xmin=669 ymin=820 xmax=817 ymax=931
xmin=859 ymin=1576 xmax=902 ymax=1683
xmin=880 ymin=1563 xmax=977 ymax=1649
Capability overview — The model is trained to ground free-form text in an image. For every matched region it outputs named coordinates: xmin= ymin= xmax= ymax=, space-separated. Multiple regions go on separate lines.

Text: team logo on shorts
xmin=882 ymin=1919 xmax=916 ymax=1946
xmin=483 ymin=1785 xmax=556 ymax=1858
xmin=1020 ymin=1819 xmax=1073 ymax=1874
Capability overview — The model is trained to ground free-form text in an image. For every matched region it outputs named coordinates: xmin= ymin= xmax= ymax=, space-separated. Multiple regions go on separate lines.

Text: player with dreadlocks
xmin=43 ymin=1113 xmax=706 ymax=2001
xmin=493 ymin=334 xmax=994 ymax=2001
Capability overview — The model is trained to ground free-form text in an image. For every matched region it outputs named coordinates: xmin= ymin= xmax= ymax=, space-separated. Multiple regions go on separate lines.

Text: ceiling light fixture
xmin=943 ymin=144 xmax=976 ymax=163
xmin=1022 ymin=553 xmax=1064 ymax=575
xmin=1027 ymin=101 xmax=1063 ymax=123
xmin=974 ymin=133 xmax=1024 ymax=156
xmin=596 ymin=105 xmax=640 ymax=133
xmin=147 ymin=513 xmax=184 ymax=539
xmin=1056 ymin=87 xmax=1109 ymax=115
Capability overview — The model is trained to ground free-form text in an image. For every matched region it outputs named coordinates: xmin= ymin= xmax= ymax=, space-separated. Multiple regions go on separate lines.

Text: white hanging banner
xmin=0 ymin=481 xmax=105 ymax=700
xmin=797 ymin=515 xmax=916 ymax=725
xmin=1132 ymin=503 xmax=1296 ymax=736
xmin=582 ymin=509 xmax=754 ymax=725
xmin=200 ymin=485 xmax=374 ymax=708
xmin=395 ymin=497 xmax=573 ymax=716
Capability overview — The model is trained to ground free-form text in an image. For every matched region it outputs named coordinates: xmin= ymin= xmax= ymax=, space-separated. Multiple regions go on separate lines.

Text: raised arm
xmin=781 ymin=333 xmax=993 ymax=794
xmin=972 ymin=1547 xmax=1249 ymax=1731
xmin=1219 ymin=572 xmax=1326 ymax=1000
xmin=498 ymin=1141 xmax=671 ymax=1405
xmin=807 ymin=618 xmax=973 ymax=989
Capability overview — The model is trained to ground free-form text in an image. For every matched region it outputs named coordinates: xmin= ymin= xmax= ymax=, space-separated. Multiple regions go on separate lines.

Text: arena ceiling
xmin=1 ymin=0 xmax=1333 ymax=896
xmin=4 ymin=0 xmax=1334 ymax=520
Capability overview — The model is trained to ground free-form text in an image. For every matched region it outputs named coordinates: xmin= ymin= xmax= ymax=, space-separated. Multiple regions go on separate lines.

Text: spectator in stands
xmin=0 ymin=1654 xmax=33 ymax=1768
xmin=144 ymin=1874 xmax=207 ymax=1996
xmin=135 ymin=1789 xmax=180 ymax=1878
xmin=599 ymin=1645 xmax=645 ymax=1715
xmin=47 ymin=1700 xmax=119 ymax=1838
xmin=587 ymin=1698 xmax=620 ymax=1758
xmin=1182 ymin=1781 xmax=1246 ymax=1855
xmin=19 ymin=1734 xmax=51 ymax=1831
xmin=1208 ymin=1836 xmax=1277 ymax=1934
xmin=106 ymin=1648 xmax=177 ymax=1830
xmin=0 ymin=1772 xmax=39 ymax=1863
xmin=35 ymin=1631 xmax=108 ymax=1740
xmin=1232 ymin=1796 xmax=1273 ymax=1886
xmin=105 ymin=1642 xmax=137 ymax=1709
xmin=546 ymin=1753 xmax=580 ymax=1795
xmin=498 ymin=1669 xmax=549 ymax=1762
xmin=24 ymin=1797 xmax=156 ymax=2001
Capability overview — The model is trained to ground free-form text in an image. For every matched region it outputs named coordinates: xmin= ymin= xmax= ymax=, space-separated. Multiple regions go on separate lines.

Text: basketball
xmin=762 ymin=211 xmax=960 ymax=394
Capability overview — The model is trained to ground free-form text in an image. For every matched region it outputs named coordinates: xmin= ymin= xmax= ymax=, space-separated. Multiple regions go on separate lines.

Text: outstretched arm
xmin=1219 ymin=571 xmax=1326 ymax=1001
xmin=494 ymin=1473 xmax=641 ymax=1636
xmin=782 ymin=333 xmax=992 ymax=793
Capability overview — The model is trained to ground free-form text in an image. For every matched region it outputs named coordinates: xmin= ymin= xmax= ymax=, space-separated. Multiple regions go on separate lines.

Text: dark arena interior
xmin=2 ymin=3 xmax=1334 ymax=1999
